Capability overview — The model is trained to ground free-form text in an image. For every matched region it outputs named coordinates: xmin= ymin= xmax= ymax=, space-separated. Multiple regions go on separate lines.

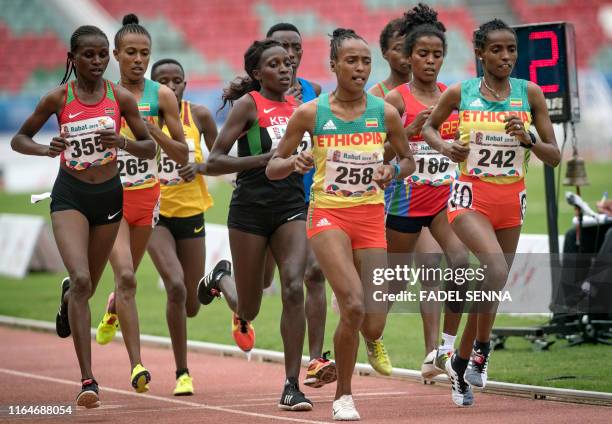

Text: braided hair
xmin=330 ymin=28 xmax=366 ymax=61
xmin=114 ymin=13 xmax=151 ymax=50
xmin=220 ymin=39 xmax=282 ymax=110
xmin=401 ymin=3 xmax=447 ymax=56
xmin=60 ymin=25 xmax=109 ymax=85
xmin=473 ymin=18 xmax=516 ymax=51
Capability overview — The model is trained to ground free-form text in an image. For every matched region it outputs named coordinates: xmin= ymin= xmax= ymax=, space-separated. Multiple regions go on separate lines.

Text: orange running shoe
xmin=304 ymin=351 xmax=337 ymax=388
xmin=232 ymin=313 xmax=255 ymax=352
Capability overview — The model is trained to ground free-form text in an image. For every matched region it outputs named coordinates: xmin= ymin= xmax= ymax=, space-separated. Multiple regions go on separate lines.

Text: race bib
xmin=324 ymin=149 xmax=382 ymax=197
xmin=408 ymin=140 xmax=456 ymax=186
xmin=266 ymin=125 xmax=311 ymax=153
xmin=158 ymin=139 xmax=196 ymax=186
xmin=448 ymin=180 xmax=473 ymax=211
xmin=63 ymin=116 xmax=116 ymax=170
xmin=117 ymin=149 xmax=158 ymax=188
xmin=467 ymin=130 xmax=524 ymax=178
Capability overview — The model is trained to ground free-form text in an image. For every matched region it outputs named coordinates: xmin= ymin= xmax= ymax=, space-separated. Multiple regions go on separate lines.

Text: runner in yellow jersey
xmin=94 ymin=14 xmax=188 ymax=395
xmin=267 ymin=28 xmax=414 ymax=421
xmin=146 ymin=58 xmax=217 ymax=396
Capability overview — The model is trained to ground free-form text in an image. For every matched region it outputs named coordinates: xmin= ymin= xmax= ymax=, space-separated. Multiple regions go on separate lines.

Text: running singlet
xmin=385 ymin=82 xmax=459 ymax=217
xmin=118 ymin=78 xmax=161 ymax=190
xmin=310 ymin=92 xmax=386 ymax=209
xmin=297 ymin=77 xmax=318 ymax=203
xmin=374 ymin=81 xmax=390 ymax=97
xmin=59 ymin=80 xmax=120 ymax=171
xmin=231 ymin=91 xmax=304 ymax=209
xmin=159 ymin=100 xmax=213 ymax=217
xmin=458 ymin=77 xmax=531 ymax=184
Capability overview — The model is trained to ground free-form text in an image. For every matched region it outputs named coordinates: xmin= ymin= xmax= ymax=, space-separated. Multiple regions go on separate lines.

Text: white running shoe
xmin=332 ymin=394 xmax=360 ymax=421
xmin=445 ymin=354 xmax=474 ymax=407
xmin=421 ymin=349 xmax=444 ymax=380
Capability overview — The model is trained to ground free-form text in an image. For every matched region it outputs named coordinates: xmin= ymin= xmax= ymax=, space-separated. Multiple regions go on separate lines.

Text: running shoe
xmin=421 ymin=349 xmax=442 ymax=380
xmin=76 ymin=378 xmax=100 ymax=409
xmin=131 ymin=363 xmax=151 ymax=393
xmin=332 ymin=394 xmax=360 ymax=421
xmin=173 ymin=372 xmax=194 ymax=396
xmin=464 ymin=348 xmax=490 ymax=388
xmin=304 ymin=351 xmax=337 ymax=388
xmin=232 ymin=313 xmax=255 ymax=352
xmin=56 ymin=277 xmax=71 ymax=338
xmin=278 ymin=377 xmax=313 ymax=411
xmin=445 ymin=354 xmax=474 ymax=407
xmin=365 ymin=339 xmax=392 ymax=376
xmin=197 ymin=260 xmax=231 ymax=305
xmin=96 ymin=292 xmax=119 ymax=345
xmin=434 ymin=348 xmax=452 ymax=374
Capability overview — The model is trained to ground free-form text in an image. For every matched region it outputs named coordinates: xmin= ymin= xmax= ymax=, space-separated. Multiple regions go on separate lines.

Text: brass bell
xmin=563 ymin=155 xmax=589 ymax=186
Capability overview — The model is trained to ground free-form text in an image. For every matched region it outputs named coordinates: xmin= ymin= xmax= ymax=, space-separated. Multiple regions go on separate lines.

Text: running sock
xmin=451 ymin=354 xmax=469 ymax=376
xmin=439 ymin=333 xmax=456 ymax=354
xmin=176 ymin=368 xmax=189 ymax=379
xmin=474 ymin=340 xmax=491 ymax=356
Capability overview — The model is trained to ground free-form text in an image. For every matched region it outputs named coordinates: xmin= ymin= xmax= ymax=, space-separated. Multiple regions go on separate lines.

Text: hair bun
xmin=332 ymin=28 xmax=355 ymax=39
xmin=122 ymin=13 xmax=139 ymax=26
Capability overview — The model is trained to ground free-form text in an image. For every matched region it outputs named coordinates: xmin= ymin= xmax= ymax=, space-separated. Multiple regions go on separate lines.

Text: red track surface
xmin=0 ymin=326 xmax=609 ymax=423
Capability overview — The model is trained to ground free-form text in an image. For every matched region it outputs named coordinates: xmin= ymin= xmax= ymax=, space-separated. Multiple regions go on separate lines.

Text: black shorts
xmin=50 ymin=167 xmax=123 ymax=226
xmin=228 ymin=204 xmax=306 ymax=238
xmin=386 ymin=206 xmax=446 ymax=234
xmin=157 ymin=213 xmax=205 ymax=240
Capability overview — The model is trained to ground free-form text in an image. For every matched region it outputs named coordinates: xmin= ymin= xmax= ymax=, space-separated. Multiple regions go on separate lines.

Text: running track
xmin=0 ymin=326 xmax=609 ymax=423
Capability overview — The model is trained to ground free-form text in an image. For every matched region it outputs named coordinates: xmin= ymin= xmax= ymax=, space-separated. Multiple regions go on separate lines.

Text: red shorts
xmin=123 ymin=183 xmax=160 ymax=227
xmin=307 ymin=204 xmax=386 ymax=250
xmin=447 ymin=176 xmax=526 ymax=230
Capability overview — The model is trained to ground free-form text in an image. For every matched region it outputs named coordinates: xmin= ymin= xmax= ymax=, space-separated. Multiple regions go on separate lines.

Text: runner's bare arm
xmin=266 ymin=102 xmax=316 ymax=180
xmin=149 ymin=85 xmax=188 ymax=165
xmin=510 ymin=82 xmax=560 ymax=167
xmin=188 ymin=103 xmax=218 ymax=176
xmin=384 ymin=103 xmax=415 ymax=180
xmin=422 ymin=83 xmax=469 ymax=162
xmin=114 ymin=85 xmax=156 ymax=159
xmin=206 ymin=95 xmax=271 ymax=176
xmin=11 ymin=87 xmax=68 ymax=157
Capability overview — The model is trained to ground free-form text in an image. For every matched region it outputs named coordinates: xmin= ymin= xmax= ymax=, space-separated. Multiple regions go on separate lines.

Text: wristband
xmin=393 ymin=163 xmax=401 ymax=179
xmin=523 ymin=132 xmax=536 ymax=149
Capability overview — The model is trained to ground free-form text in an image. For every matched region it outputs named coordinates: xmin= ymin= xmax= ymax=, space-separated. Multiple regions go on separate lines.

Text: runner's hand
xmin=443 ymin=139 xmax=470 ymax=163
xmin=504 ymin=116 xmax=530 ymax=145
xmin=286 ymin=85 xmax=303 ymax=104
xmin=293 ymin=151 xmax=314 ymax=174
xmin=406 ymin=106 xmax=433 ymax=137
xmin=373 ymin=164 xmax=394 ymax=189
xmin=178 ymin=162 xmax=198 ymax=182
xmin=96 ymin=129 xmax=125 ymax=149
xmin=48 ymin=137 xmax=69 ymax=157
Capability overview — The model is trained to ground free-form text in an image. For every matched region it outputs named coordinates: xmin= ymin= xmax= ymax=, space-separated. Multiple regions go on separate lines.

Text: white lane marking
xmin=0 ymin=368 xmax=331 ymax=424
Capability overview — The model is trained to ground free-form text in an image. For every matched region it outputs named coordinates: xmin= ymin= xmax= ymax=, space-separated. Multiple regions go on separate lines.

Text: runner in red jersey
xmin=383 ymin=4 xmax=469 ymax=385
xmin=10 ymin=25 xmax=154 ymax=408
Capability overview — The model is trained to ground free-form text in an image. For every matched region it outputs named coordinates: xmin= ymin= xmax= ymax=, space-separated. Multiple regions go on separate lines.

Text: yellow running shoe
xmin=96 ymin=312 xmax=119 ymax=345
xmin=173 ymin=372 xmax=194 ymax=396
xmin=365 ymin=338 xmax=392 ymax=376
xmin=131 ymin=364 xmax=151 ymax=393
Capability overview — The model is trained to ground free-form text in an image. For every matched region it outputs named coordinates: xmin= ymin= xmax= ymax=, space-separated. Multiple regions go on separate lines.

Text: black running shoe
xmin=197 ymin=260 xmax=231 ymax=305
xmin=278 ymin=377 xmax=313 ymax=411
xmin=56 ymin=277 xmax=71 ymax=338
xmin=76 ymin=378 xmax=100 ymax=408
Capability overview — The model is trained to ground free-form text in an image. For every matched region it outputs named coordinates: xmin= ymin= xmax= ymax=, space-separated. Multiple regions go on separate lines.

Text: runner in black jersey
xmin=198 ymin=39 xmax=312 ymax=412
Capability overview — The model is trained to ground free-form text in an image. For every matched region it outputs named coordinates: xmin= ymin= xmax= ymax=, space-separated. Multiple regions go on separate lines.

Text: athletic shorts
xmin=157 ymin=213 xmax=205 ymax=240
xmin=228 ymin=204 xmax=306 ymax=238
xmin=447 ymin=176 xmax=526 ymax=230
xmin=50 ymin=167 xmax=123 ymax=226
xmin=386 ymin=205 xmax=446 ymax=234
xmin=307 ymin=204 xmax=387 ymax=250
xmin=123 ymin=183 xmax=160 ymax=227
